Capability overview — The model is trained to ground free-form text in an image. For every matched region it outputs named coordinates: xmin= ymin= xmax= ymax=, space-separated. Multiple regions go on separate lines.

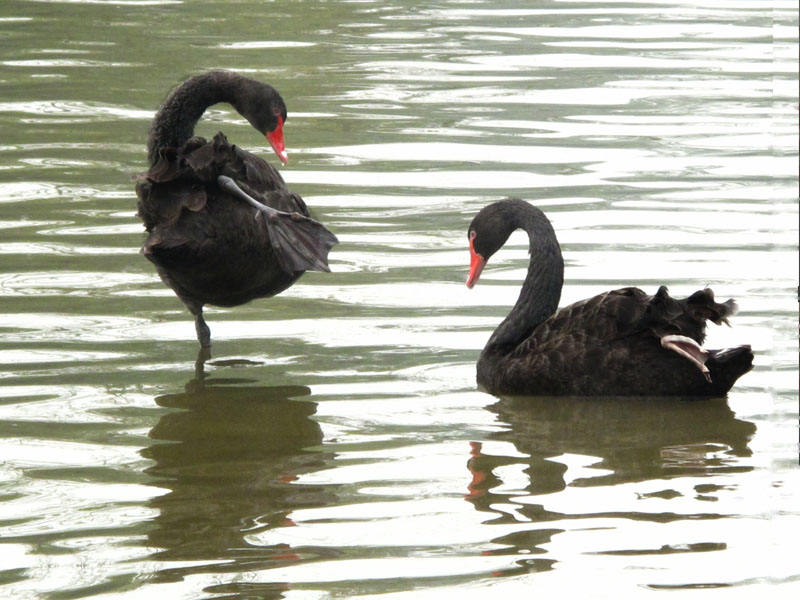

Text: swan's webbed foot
xmin=217 ymin=175 xmax=338 ymax=275
xmin=661 ymin=334 xmax=712 ymax=382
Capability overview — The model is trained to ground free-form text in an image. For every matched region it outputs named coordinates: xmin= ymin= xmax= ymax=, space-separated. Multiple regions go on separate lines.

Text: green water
xmin=0 ymin=1 xmax=798 ymax=598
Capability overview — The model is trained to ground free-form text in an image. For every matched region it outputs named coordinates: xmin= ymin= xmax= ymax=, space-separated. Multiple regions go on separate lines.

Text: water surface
xmin=0 ymin=1 xmax=798 ymax=598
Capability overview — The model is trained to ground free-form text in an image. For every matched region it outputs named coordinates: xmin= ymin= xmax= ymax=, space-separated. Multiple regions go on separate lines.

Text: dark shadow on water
xmin=466 ymin=395 xmax=756 ymax=564
xmin=140 ymin=375 xmax=336 ymax=595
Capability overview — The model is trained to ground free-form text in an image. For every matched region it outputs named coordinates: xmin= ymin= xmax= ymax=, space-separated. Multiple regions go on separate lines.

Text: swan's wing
xmin=521 ymin=285 xmax=737 ymax=352
xmin=136 ymin=132 xmax=299 ymax=227
xmin=137 ymin=133 xmax=336 ymax=276
xmin=510 ymin=286 xmax=742 ymax=386
xmin=517 ymin=288 xmax=648 ymax=351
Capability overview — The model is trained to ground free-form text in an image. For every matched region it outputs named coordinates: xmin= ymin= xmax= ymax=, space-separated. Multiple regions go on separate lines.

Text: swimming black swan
xmin=466 ymin=199 xmax=753 ymax=397
xmin=135 ymin=71 xmax=337 ymax=348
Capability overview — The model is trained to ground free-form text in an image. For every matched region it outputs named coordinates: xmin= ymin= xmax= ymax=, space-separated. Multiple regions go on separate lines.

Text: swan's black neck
xmin=146 ymin=71 xmax=246 ymax=165
xmin=484 ymin=202 xmax=564 ymax=355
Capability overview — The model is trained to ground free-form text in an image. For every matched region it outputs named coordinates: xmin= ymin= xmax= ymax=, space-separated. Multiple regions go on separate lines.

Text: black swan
xmin=135 ymin=71 xmax=337 ymax=348
xmin=466 ymin=199 xmax=753 ymax=397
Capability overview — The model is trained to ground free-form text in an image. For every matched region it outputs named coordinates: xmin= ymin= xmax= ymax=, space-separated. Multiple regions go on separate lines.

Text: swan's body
xmin=135 ymin=71 xmax=336 ymax=348
xmin=466 ymin=199 xmax=753 ymax=397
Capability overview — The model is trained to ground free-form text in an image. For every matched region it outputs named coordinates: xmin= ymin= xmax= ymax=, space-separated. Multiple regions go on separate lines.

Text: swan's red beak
xmin=466 ymin=239 xmax=485 ymax=289
xmin=267 ymin=116 xmax=288 ymax=165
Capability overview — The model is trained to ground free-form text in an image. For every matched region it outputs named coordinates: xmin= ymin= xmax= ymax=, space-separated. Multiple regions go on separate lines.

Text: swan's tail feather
xmin=642 ymin=286 xmax=739 ymax=345
xmin=707 ymin=345 xmax=754 ymax=392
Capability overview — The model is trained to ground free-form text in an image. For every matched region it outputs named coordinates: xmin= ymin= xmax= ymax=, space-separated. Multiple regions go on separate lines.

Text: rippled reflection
xmin=474 ymin=396 xmax=755 ymax=500
xmin=143 ymin=380 xmax=332 ymax=586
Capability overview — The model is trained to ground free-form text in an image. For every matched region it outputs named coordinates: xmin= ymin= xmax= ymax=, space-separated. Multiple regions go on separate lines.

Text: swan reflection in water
xmin=465 ymin=396 xmax=756 ymax=567
xmin=141 ymin=376 xmax=335 ymax=590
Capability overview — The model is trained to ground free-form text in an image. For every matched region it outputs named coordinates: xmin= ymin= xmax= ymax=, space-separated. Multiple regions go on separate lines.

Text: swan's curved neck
xmin=484 ymin=207 xmax=564 ymax=354
xmin=146 ymin=71 xmax=242 ymax=165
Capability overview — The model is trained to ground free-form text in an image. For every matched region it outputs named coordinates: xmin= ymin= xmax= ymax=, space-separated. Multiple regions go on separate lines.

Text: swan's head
xmin=466 ymin=200 xmax=524 ymax=288
xmin=233 ymin=81 xmax=289 ymax=164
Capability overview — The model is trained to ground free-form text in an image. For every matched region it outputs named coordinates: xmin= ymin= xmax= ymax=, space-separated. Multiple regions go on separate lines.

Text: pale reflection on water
xmin=0 ymin=0 xmax=797 ymax=598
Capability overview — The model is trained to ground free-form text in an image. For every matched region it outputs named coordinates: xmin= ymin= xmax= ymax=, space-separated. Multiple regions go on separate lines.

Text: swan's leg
xmin=660 ymin=335 xmax=711 ymax=382
xmin=216 ymin=175 xmax=338 ymax=275
xmin=184 ymin=299 xmax=211 ymax=348
xmin=195 ymin=312 xmax=211 ymax=348
xmin=217 ymin=175 xmax=286 ymax=218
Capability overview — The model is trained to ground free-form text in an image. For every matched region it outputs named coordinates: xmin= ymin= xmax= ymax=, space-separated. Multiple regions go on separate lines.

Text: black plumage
xmin=135 ymin=71 xmax=337 ymax=348
xmin=466 ymin=199 xmax=753 ymax=397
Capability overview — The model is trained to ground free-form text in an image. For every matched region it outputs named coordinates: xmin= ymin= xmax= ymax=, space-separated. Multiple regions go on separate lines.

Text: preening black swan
xmin=466 ymin=199 xmax=753 ymax=397
xmin=135 ymin=71 xmax=337 ymax=348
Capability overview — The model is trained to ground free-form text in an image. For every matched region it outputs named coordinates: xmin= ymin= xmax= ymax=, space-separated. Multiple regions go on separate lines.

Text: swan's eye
xmin=273 ymin=107 xmax=281 ymax=116
xmin=469 ymin=230 xmax=477 ymax=241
